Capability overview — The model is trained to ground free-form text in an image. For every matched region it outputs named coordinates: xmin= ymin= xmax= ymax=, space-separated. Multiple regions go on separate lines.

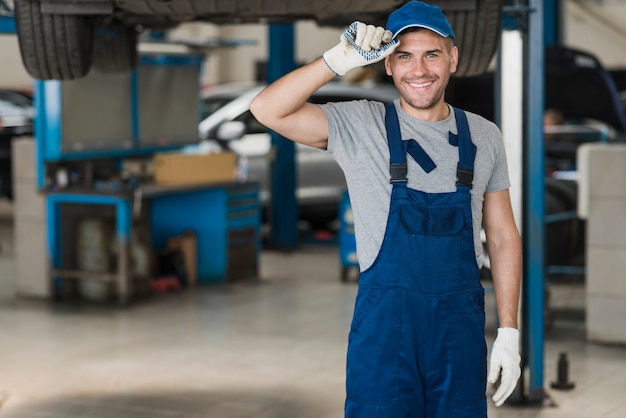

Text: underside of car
xmin=12 ymin=0 xmax=504 ymax=80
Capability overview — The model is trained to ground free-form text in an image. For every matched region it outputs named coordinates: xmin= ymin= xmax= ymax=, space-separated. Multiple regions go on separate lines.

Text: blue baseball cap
xmin=386 ymin=1 xmax=455 ymax=41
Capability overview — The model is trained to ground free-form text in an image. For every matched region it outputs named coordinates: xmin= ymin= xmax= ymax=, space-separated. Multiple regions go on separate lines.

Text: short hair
xmin=398 ymin=27 xmax=455 ymax=51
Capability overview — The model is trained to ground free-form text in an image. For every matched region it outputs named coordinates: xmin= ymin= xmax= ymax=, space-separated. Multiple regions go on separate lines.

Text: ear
xmin=385 ymin=55 xmax=392 ymax=76
xmin=450 ymin=45 xmax=459 ymax=74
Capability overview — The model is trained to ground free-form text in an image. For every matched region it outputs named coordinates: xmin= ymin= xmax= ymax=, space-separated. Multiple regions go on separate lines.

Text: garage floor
xmin=1 ymin=214 xmax=626 ymax=418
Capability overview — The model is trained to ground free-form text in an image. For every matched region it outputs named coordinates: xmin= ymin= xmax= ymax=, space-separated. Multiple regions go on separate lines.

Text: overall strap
xmin=407 ymin=140 xmax=436 ymax=173
xmin=385 ymin=102 xmax=407 ymax=184
xmin=453 ymin=107 xmax=477 ymax=190
xmin=385 ymin=102 xmax=438 ymax=183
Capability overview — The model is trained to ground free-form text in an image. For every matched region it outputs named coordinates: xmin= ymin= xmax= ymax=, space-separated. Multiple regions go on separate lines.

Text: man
xmin=251 ymin=1 xmax=521 ymax=416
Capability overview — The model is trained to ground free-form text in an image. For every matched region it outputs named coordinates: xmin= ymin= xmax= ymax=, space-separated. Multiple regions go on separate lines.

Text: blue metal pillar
xmin=267 ymin=23 xmax=298 ymax=250
xmin=543 ymin=0 xmax=561 ymax=46
xmin=523 ymin=0 xmax=546 ymax=403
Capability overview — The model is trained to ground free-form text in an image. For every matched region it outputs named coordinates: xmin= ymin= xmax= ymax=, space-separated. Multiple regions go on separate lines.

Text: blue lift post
xmin=267 ymin=23 xmax=298 ymax=250
xmin=543 ymin=0 xmax=561 ymax=46
xmin=524 ymin=0 xmax=546 ymax=403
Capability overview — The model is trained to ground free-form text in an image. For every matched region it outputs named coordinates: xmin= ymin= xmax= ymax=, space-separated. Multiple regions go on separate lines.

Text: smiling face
xmin=384 ymin=28 xmax=458 ymax=121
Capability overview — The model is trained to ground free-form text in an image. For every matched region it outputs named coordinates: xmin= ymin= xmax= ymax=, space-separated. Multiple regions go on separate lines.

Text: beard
xmin=397 ymin=73 xmax=450 ymax=111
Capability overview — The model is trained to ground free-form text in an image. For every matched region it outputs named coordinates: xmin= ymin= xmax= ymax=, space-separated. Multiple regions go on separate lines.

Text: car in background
xmin=0 ymin=90 xmax=34 ymax=138
xmin=11 ymin=0 xmax=502 ymax=80
xmin=458 ymin=46 xmax=626 ymax=284
xmin=198 ymin=82 xmax=399 ymax=230
xmin=0 ymin=89 xmax=35 ymax=199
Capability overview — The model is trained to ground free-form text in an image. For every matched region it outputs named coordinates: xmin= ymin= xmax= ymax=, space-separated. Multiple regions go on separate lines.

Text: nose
xmin=409 ymin=58 xmax=427 ymax=77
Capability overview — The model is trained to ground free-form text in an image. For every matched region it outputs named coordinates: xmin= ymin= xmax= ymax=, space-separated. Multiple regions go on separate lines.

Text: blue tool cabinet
xmin=147 ymin=182 xmax=261 ymax=284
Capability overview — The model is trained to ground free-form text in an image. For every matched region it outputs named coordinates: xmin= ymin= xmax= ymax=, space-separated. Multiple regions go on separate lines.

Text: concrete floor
xmin=1 ymin=213 xmax=626 ymax=418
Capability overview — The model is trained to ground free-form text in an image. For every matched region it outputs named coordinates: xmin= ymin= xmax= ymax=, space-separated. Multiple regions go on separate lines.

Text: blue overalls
xmin=344 ymin=103 xmax=487 ymax=418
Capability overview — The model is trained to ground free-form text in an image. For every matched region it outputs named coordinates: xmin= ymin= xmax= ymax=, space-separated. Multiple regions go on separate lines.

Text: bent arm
xmin=250 ymin=58 xmax=336 ymax=149
xmin=482 ymin=189 xmax=522 ymax=329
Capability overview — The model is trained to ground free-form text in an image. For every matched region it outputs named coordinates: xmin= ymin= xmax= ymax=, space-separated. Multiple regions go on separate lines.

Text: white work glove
xmin=322 ymin=21 xmax=398 ymax=76
xmin=488 ymin=327 xmax=521 ymax=407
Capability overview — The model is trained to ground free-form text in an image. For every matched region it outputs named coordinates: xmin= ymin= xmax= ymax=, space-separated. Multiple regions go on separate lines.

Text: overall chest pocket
xmin=399 ymin=204 xmax=465 ymax=237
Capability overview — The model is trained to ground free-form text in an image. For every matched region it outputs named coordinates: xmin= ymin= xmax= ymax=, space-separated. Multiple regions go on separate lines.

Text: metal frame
xmin=34 ymin=53 xmax=204 ymax=188
xmin=47 ymin=193 xmax=133 ymax=305
xmin=37 ymin=51 xmax=206 ymax=305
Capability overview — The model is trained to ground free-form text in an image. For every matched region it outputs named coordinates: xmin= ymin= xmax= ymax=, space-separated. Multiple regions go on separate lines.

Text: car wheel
xmin=92 ymin=23 xmax=139 ymax=73
xmin=14 ymin=0 xmax=93 ymax=80
xmin=446 ymin=0 xmax=503 ymax=77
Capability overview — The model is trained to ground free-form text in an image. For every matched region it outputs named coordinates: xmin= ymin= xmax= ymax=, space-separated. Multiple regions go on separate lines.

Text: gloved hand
xmin=322 ymin=21 xmax=398 ymax=76
xmin=488 ymin=327 xmax=521 ymax=407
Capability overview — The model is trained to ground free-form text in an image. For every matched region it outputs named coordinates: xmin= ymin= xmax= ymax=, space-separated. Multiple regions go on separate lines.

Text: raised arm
xmin=250 ymin=59 xmax=335 ymax=149
xmin=250 ymin=22 xmax=398 ymax=149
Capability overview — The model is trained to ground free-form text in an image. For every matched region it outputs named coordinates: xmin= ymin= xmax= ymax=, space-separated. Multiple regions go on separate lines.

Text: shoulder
xmin=322 ymin=99 xmax=389 ymax=155
xmin=320 ymin=99 xmax=387 ymax=119
xmin=321 ymin=99 xmax=388 ymax=139
xmin=457 ymin=108 xmax=503 ymax=151
xmin=460 ymin=109 xmax=500 ymax=134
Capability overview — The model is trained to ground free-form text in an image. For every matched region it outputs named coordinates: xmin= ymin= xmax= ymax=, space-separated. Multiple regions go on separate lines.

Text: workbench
xmin=47 ymin=181 xmax=261 ymax=305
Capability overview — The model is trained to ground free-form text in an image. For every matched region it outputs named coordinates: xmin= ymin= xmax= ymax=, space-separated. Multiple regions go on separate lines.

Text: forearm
xmin=488 ymin=235 xmax=522 ymax=329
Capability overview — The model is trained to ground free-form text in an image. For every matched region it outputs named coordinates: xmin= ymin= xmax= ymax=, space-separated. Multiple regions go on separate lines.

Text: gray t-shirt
xmin=321 ymin=99 xmax=510 ymax=271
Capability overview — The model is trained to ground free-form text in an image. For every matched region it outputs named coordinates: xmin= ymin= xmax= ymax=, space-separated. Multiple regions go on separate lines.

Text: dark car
xmin=11 ymin=0 xmax=503 ymax=80
xmin=451 ymin=46 xmax=626 ymax=279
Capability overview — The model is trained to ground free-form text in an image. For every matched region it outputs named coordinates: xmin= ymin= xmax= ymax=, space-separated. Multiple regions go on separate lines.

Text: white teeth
xmin=410 ymin=81 xmax=432 ymax=88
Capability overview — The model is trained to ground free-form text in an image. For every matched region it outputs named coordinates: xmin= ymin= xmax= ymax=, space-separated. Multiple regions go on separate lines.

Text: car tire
xmin=14 ymin=0 xmax=93 ymax=80
xmin=445 ymin=0 xmax=503 ymax=77
xmin=92 ymin=23 xmax=139 ymax=73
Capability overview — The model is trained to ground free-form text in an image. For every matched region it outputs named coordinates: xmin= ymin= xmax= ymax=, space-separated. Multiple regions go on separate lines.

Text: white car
xmin=198 ymin=82 xmax=399 ymax=229
xmin=0 ymin=90 xmax=35 ymax=199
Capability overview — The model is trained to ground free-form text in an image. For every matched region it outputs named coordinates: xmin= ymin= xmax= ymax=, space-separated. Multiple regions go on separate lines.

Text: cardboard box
xmin=153 ymin=152 xmax=237 ymax=186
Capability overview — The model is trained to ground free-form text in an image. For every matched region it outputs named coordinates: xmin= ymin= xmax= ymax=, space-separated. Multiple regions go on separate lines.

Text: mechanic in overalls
xmin=251 ymin=1 xmax=522 ymax=416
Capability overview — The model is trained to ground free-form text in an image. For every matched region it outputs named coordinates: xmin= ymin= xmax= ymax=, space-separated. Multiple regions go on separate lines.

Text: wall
xmin=0 ymin=35 xmax=33 ymax=89
xmin=565 ymin=0 xmax=626 ymax=70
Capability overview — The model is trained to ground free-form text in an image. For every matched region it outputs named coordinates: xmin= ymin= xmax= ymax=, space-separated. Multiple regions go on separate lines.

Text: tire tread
xmin=14 ymin=0 xmax=92 ymax=80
